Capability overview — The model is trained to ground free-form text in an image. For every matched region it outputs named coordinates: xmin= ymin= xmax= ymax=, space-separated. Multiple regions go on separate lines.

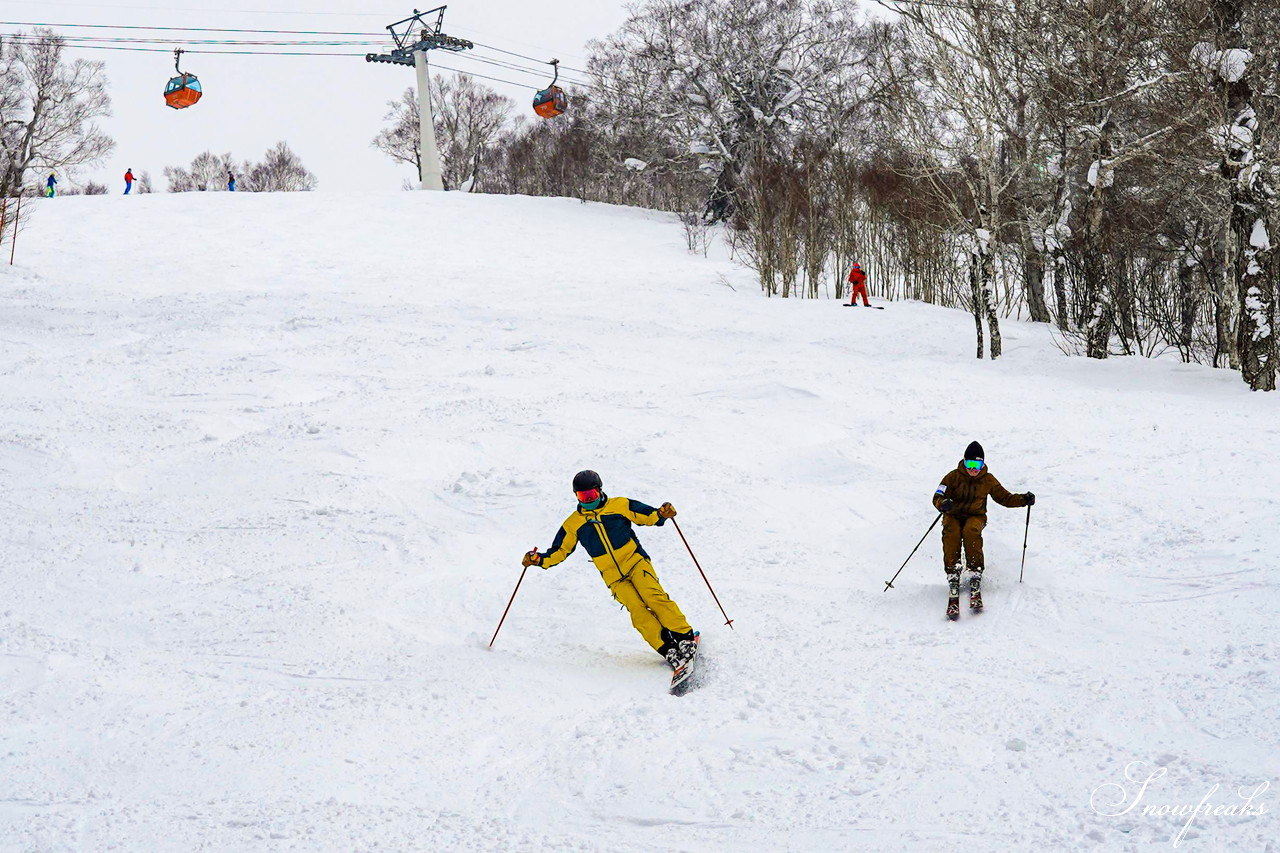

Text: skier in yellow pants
xmin=523 ymin=470 xmax=697 ymax=667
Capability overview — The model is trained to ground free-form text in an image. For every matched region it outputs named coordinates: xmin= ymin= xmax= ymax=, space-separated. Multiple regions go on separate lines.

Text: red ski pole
xmin=671 ymin=518 xmax=734 ymax=629
xmin=1019 ymin=506 xmax=1031 ymax=583
xmin=489 ymin=558 xmax=533 ymax=648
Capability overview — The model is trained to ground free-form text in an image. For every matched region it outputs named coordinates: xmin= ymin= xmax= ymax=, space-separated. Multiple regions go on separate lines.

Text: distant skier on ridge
xmin=522 ymin=470 xmax=699 ymax=669
xmin=932 ymin=441 xmax=1034 ymax=620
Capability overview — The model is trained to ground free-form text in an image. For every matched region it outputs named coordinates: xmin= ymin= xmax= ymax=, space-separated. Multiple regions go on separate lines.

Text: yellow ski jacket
xmin=538 ymin=495 xmax=666 ymax=582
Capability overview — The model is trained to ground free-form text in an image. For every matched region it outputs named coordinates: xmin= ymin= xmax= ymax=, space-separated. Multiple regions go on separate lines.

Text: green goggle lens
xmin=964 ymin=459 xmax=984 ymax=471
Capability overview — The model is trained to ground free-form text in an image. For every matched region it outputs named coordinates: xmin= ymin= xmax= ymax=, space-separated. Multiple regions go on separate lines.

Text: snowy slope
xmin=0 ymin=191 xmax=1276 ymax=852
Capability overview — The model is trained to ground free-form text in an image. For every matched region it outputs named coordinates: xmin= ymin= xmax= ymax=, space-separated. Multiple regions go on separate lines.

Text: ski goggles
xmin=963 ymin=459 xmax=985 ymax=471
xmin=575 ymin=488 xmax=601 ymax=503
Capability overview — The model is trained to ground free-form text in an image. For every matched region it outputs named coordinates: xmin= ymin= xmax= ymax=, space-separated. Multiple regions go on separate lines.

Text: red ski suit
xmin=847 ymin=266 xmax=869 ymax=306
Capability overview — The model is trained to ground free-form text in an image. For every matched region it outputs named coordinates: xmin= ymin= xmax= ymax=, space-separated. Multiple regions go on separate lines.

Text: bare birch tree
xmin=1197 ymin=0 xmax=1277 ymax=389
xmin=0 ymin=29 xmax=113 ymax=197
xmin=372 ymin=76 xmax=513 ymax=190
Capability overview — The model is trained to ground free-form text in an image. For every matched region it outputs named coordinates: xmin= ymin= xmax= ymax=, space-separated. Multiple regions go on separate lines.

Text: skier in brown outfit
xmin=931 ymin=440 xmax=1035 ymax=619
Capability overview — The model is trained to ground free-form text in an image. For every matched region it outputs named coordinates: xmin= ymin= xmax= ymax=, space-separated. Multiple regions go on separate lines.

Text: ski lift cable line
xmin=2 ymin=36 xmax=570 ymax=91
xmin=2 ymin=33 xmax=385 ymax=46
xmin=0 ymin=3 xmax=390 ymax=18
xmin=0 ymin=19 xmax=599 ymax=73
xmin=4 ymin=34 xmax=602 ymax=91
xmin=6 ymin=33 xmax=598 ymax=90
xmin=2 ymin=26 xmax=626 ymax=96
xmin=0 ymin=20 xmax=600 ymax=82
xmin=0 ymin=31 xmax=575 ymax=69
xmin=463 ymin=38 xmax=591 ymax=75
xmin=3 ymin=42 xmax=369 ymax=57
xmin=453 ymin=53 xmax=596 ymax=88
xmin=0 ymin=19 xmax=388 ymax=36
xmin=0 ymin=19 xmax=598 ymax=75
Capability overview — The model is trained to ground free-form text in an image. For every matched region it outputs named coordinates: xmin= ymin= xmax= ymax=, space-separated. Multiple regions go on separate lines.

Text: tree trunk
xmin=969 ymin=253 xmax=985 ymax=359
xmin=1113 ymin=258 xmax=1137 ymax=354
xmin=1177 ymin=256 xmax=1198 ymax=361
xmin=1081 ymin=121 xmax=1115 ymax=359
xmin=1234 ymin=208 xmax=1276 ymax=389
xmin=1052 ymin=255 xmax=1069 ymax=332
xmin=1213 ymin=0 xmax=1276 ymax=389
xmin=1022 ymin=242 xmax=1051 ymax=322
xmin=1209 ymin=242 xmax=1238 ymax=369
xmin=981 ymin=247 xmax=1002 ymax=359
xmin=1083 ymin=251 xmax=1112 ymax=359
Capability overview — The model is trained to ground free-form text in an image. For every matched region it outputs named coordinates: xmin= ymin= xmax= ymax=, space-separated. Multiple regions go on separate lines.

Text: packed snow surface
xmin=1 ymin=192 xmax=1276 ymax=852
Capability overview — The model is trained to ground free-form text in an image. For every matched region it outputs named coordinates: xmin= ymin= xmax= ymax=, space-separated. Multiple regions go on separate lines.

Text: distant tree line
xmin=376 ymin=0 xmax=1279 ymax=390
xmin=164 ymin=142 xmax=316 ymax=193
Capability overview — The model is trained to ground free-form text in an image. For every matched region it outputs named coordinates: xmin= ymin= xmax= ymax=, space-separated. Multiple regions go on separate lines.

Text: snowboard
xmin=669 ymin=632 xmax=701 ymax=695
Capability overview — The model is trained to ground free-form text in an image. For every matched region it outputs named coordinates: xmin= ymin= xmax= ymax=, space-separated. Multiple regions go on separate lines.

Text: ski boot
xmin=660 ymin=630 xmax=699 ymax=669
xmin=969 ymin=567 xmax=984 ymax=612
xmin=946 ymin=570 xmax=961 ymax=621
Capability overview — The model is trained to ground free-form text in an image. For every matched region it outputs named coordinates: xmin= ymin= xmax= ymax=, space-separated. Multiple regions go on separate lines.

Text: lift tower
xmin=366 ymin=7 xmax=473 ymax=190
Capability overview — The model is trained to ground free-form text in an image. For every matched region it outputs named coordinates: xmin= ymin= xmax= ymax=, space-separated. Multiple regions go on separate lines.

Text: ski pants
xmin=601 ymin=556 xmax=692 ymax=652
xmin=849 ymin=283 xmax=870 ymax=306
xmin=942 ymin=514 xmax=986 ymax=572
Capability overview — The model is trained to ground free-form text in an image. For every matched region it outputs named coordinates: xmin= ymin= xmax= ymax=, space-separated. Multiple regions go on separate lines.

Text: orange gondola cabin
xmin=533 ymin=58 xmax=566 ymax=118
xmin=164 ymin=49 xmax=202 ymax=110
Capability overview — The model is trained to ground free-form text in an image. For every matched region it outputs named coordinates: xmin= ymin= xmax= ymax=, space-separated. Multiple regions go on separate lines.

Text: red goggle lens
xmin=576 ymin=488 xmax=601 ymax=503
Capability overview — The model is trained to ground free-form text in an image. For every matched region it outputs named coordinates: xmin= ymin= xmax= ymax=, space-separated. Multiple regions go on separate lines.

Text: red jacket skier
xmin=844 ymin=266 xmax=875 ymax=308
xmin=847 ymin=263 xmax=870 ymax=306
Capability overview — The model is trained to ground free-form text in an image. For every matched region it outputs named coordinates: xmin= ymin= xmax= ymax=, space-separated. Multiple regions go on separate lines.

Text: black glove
xmin=940 ymin=498 xmax=954 ymax=513
xmin=1024 ymin=492 xmax=1036 ymax=507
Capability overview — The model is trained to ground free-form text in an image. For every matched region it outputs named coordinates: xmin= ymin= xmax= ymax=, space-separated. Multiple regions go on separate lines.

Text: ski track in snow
xmin=0 ymin=192 xmax=1276 ymax=851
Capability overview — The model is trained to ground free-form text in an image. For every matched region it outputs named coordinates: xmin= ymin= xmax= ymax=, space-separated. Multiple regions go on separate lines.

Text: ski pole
xmin=670 ymin=518 xmax=734 ymax=629
xmin=1019 ymin=506 xmax=1031 ymax=583
xmin=884 ymin=513 xmax=943 ymax=591
xmin=488 ymin=560 xmax=532 ymax=648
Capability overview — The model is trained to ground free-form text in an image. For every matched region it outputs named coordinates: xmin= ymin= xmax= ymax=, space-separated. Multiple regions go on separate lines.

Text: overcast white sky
xmin=1 ymin=0 xmax=632 ymax=192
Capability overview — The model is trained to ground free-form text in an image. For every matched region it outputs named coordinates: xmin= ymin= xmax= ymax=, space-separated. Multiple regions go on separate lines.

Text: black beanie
xmin=964 ymin=441 xmax=984 ymax=461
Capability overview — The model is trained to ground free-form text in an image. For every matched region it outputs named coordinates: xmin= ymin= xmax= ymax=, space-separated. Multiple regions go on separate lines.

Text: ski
xmin=946 ymin=573 xmax=961 ymax=621
xmin=843 ymin=304 xmax=885 ymax=309
xmin=669 ymin=631 xmax=700 ymax=694
xmin=969 ymin=573 xmax=983 ymax=612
